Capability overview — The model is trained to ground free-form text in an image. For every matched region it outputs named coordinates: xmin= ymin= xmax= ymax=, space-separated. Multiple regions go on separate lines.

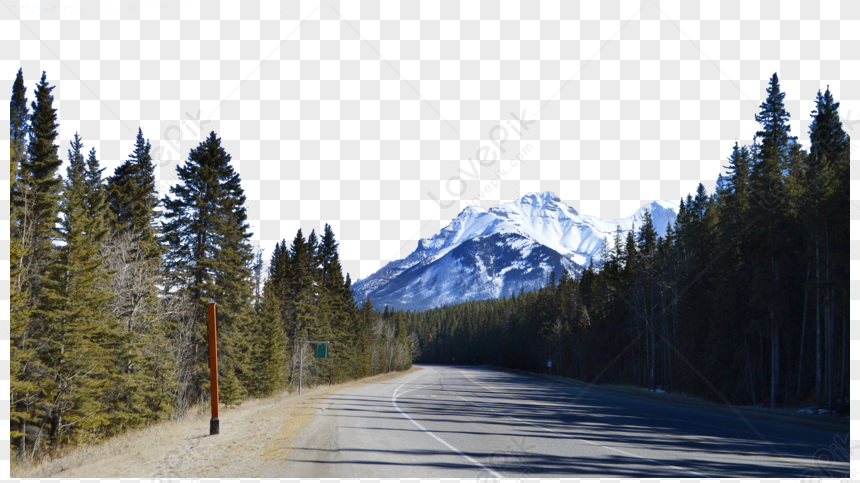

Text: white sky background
xmin=8 ymin=0 xmax=855 ymax=281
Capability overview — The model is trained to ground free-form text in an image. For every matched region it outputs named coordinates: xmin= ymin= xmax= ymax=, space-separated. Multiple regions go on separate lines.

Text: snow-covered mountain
xmin=352 ymin=192 xmax=678 ymax=311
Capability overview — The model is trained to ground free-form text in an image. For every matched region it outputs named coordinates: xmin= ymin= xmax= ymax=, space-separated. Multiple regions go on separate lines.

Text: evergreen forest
xmin=406 ymin=73 xmax=850 ymax=414
xmin=9 ymin=69 xmax=413 ymax=460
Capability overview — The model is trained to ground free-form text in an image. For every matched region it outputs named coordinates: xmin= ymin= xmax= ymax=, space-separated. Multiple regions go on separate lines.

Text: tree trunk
xmin=797 ymin=261 xmax=810 ymax=400
xmin=637 ymin=320 xmax=642 ymax=387
xmin=770 ymin=254 xmax=778 ymax=409
xmin=826 ymin=224 xmax=832 ymax=414
xmin=841 ymin=315 xmax=846 ymax=403
xmin=815 ymin=231 xmax=821 ymax=406
xmin=662 ymin=306 xmax=669 ymax=392
xmin=770 ymin=307 xmax=777 ymax=408
xmin=672 ymin=302 xmax=678 ymax=391
xmin=746 ymin=338 xmax=756 ymax=406
xmin=649 ymin=318 xmax=656 ymax=391
xmin=760 ymin=333 xmax=764 ymax=404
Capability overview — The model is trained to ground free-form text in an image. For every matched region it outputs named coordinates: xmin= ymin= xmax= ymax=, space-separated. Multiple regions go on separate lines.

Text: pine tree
xmin=162 ymin=131 xmax=256 ymax=398
xmin=94 ymin=134 xmax=178 ymax=428
xmin=36 ymin=134 xmax=122 ymax=444
xmin=10 ymin=67 xmax=38 ymax=457
xmin=750 ymin=73 xmax=796 ymax=407
xmin=721 ymin=143 xmax=752 ymax=244
xmin=318 ymin=224 xmax=353 ymax=382
xmin=10 ymin=68 xmax=27 ymax=187
xmin=84 ymin=148 xmax=108 ymax=224
xmin=636 ymin=210 xmax=658 ymax=256
xmin=346 ymin=273 xmax=369 ymax=378
xmin=252 ymin=284 xmax=290 ymax=396
xmin=106 ymin=127 xmax=159 ymax=258
xmin=805 ymin=86 xmax=849 ymax=409
xmin=21 ymin=71 xmax=64 ymax=304
xmin=15 ymin=72 xmax=66 ymax=449
xmin=286 ymin=230 xmax=317 ymax=347
xmin=219 ymin=367 xmax=246 ymax=407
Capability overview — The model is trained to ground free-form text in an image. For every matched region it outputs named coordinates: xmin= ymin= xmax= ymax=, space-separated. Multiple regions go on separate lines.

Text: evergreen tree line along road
xmin=406 ymin=73 xmax=849 ymax=415
xmin=9 ymin=69 xmax=413 ymax=462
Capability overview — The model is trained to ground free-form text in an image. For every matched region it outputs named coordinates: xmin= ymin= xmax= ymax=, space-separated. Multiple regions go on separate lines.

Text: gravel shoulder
xmin=13 ymin=367 xmax=421 ymax=479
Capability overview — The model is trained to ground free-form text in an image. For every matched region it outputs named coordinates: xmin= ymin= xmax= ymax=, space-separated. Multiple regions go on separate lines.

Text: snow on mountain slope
xmin=352 ymin=192 xmax=678 ymax=310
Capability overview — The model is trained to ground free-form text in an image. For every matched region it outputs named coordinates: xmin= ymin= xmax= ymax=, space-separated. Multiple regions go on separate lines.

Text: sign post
xmin=207 ymin=302 xmax=220 ymax=435
xmin=299 ymin=341 xmax=329 ymax=396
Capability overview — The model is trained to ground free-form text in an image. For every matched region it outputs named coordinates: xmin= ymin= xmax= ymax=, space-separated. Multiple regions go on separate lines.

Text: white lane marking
xmin=442 ymin=367 xmax=707 ymax=478
xmin=392 ymin=369 xmax=504 ymax=479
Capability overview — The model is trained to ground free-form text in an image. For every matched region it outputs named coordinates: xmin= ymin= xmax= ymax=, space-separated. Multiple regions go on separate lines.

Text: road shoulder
xmin=472 ymin=365 xmax=849 ymax=434
xmin=14 ymin=367 xmax=422 ymax=479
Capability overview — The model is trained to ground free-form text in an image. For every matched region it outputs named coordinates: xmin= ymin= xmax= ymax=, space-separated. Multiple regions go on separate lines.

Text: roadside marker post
xmin=207 ymin=302 xmax=220 ymax=435
xmin=299 ymin=341 xmax=330 ymax=396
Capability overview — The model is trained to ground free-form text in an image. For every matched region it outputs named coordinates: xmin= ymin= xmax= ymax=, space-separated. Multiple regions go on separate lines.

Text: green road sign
xmin=315 ymin=344 xmax=328 ymax=359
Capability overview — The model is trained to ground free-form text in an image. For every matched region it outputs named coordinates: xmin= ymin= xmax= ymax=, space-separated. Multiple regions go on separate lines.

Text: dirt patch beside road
xmin=14 ymin=367 xmax=421 ymax=479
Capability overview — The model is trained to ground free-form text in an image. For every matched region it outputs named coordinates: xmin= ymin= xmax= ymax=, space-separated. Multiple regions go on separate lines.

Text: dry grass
xmin=13 ymin=367 xmax=421 ymax=479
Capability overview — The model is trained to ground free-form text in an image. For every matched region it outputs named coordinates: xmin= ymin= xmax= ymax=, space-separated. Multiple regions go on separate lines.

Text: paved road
xmin=270 ymin=365 xmax=851 ymax=478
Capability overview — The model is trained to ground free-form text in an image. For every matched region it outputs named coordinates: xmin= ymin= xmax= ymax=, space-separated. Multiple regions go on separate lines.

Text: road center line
xmin=391 ymin=369 xmax=504 ymax=479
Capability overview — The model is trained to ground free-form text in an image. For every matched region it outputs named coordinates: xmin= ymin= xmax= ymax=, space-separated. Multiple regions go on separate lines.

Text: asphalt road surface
xmin=269 ymin=365 xmax=851 ymax=478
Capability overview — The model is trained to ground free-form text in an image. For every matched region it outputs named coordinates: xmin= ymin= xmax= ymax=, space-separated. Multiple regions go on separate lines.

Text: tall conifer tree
xmin=10 ymin=67 xmax=38 ymax=457
xmin=36 ymin=134 xmax=120 ymax=444
xmin=162 ymin=131 xmax=256 ymax=396
xmin=106 ymin=127 xmax=159 ymax=258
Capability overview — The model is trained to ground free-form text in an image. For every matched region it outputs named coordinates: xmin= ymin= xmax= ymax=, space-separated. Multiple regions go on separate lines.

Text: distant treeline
xmin=407 ymin=73 xmax=849 ymax=411
xmin=10 ymin=69 xmax=412 ymax=460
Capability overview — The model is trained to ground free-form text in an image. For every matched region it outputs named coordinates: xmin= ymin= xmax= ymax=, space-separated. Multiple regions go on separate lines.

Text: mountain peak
xmin=513 ymin=191 xmax=567 ymax=210
xmin=518 ymin=191 xmax=561 ymax=203
xmin=353 ymin=194 xmax=679 ymax=310
xmin=491 ymin=191 xmax=579 ymax=217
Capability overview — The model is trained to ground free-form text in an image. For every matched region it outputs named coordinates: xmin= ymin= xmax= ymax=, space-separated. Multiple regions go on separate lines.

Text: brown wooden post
xmin=208 ymin=302 xmax=220 ymax=435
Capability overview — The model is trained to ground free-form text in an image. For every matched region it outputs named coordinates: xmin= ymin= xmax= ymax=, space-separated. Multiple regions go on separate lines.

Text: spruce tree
xmin=84 ymin=148 xmax=108 ymax=224
xmin=636 ymin=210 xmax=658 ymax=256
xmin=286 ymin=230 xmax=318 ymax=344
xmin=345 ymin=273 xmax=369 ymax=379
xmin=24 ymin=71 xmax=63 ymax=250
xmin=752 ymin=73 xmax=795 ymax=407
xmin=360 ymin=297 xmax=375 ymax=375
xmin=16 ymin=72 xmax=65 ymax=448
xmin=805 ymin=87 xmax=849 ymax=409
xmin=39 ymin=134 xmax=121 ymax=444
xmin=21 ymin=71 xmax=64 ymax=314
xmin=219 ymin=367 xmax=246 ymax=407
xmin=162 ymin=131 xmax=256 ymax=398
xmin=9 ymin=67 xmax=37 ymax=457
xmin=10 ymin=68 xmax=27 ymax=185
xmin=318 ymin=224 xmax=349 ymax=381
xmin=251 ymin=283 xmax=289 ymax=396
xmin=106 ymin=127 xmax=159 ymax=258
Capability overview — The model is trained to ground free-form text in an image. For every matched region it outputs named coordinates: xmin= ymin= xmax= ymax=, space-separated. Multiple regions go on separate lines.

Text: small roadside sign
xmin=548 ymin=360 xmax=552 ymax=368
xmin=315 ymin=344 xmax=328 ymax=359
